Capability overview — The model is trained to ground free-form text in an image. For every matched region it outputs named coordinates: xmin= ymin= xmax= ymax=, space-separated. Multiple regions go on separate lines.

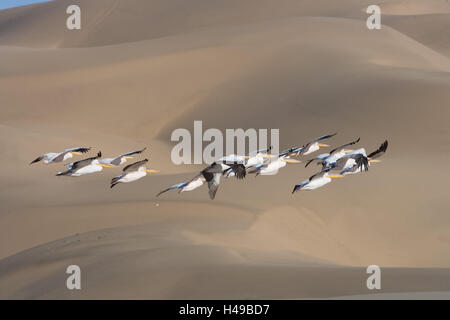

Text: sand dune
xmin=1 ymin=0 xmax=450 ymax=299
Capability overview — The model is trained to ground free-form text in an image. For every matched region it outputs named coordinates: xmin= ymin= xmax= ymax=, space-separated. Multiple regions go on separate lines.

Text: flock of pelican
xmin=30 ymin=147 xmax=158 ymax=188
xmin=30 ymin=134 xmax=388 ymax=199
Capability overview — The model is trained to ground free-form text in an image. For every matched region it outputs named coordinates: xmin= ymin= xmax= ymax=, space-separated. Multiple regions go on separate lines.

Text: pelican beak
xmin=124 ymin=156 xmax=134 ymax=159
xmin=344 ymin=149 xmax=353 ymax=154
xmin=72 ymin=152 xmax=82 ymax=155
xmin=99 ymin=163 xmax=115 ymax=168
xmin=329 ymin=174 xmax=344 ymax=178
xmin=283 ymin=159 xmax=301 ymax=163
xmin=318 ymin=143 xmax=330 ymax=147
xmin=146 ymin=169 xmax=159 ymax=173
xmin=369 ymin=159 xmax=381 ymax=163
xmin=263 ymin=154 xmax=276 ymax=158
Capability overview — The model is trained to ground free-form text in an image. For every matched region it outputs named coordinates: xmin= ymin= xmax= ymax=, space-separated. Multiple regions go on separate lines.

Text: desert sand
xmin=1 ymin=0 xmax=450 ymax=299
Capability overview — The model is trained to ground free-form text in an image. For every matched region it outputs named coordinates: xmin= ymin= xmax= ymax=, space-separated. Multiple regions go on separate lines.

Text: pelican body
xmin=293 ymin=170 xmax=343 ymax=193
xmin=57 ymin=152 xmax=108 ymax=177
xmin=251 ymin=155 xmax=300 ymax=176
xmin=340 ymin=140 xmax=388 ymax=175
xmin=305 ymin=137 xmax=361 ymax=169
xmin=110 ymin=159 xmax=158 ymax=188
xmin=100 ymin=148 xmax=147 ymax=167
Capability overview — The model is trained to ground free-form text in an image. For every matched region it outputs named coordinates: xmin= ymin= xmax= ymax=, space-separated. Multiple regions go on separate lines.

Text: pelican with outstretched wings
xmin=100 ymin=148 xmax=147 ymax=167
xmin=30 ymin=147 xmax=91 ymax=165
xmin=340 ymin=140 xmax=388 ymax=175
xmin=279 ymin=133 xmax=337 ymax=158
xmin=156 ymin=175 xmax=205 ymax=197
xmin=56 ymin=152 xmax=109 ymax=176
xmin=305 ymin=137 xmax=360 ymax=169
xmin=292 ymin=169 xmax=343 ymax=193
xmin=110 ymin=159 xmax=159 ymax=188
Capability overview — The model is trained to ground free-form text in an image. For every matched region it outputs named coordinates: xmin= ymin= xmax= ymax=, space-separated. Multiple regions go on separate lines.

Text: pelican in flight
xmin=158 ymin=160 xmax=245 ymax=199
xmin=304 ymin=137 xmax=360 ymax=169
xmin=292 ymin=169 xmax=343 ymax=193
xmin=329 ymin=148 xmax=369 ymax=173
xmin=110 ymin=159 xmax=159 ymax=188
xmin=340 ymin=140 xmax=388 ymax=175
xmin=245 ymin=146 xmax=274 ymax=168
xmin=56 ymin=152 xmax=110 ymax=176
xmin=279 ymin=133 xmax=336 ymax=157
xmin=30 ymin=147 xmax=90 ymax=165
xmin=202 ymin=161 xmax=247 ymax=199
xmin=249 ymin=155 xmax=301 ymax=176
xmin=100 ymin=148 xmax=147 ymax=167
xmin=157 ymin=175 xmax=205 ymax=196
xmin=224 ymin=147 xmax=273 ymax=178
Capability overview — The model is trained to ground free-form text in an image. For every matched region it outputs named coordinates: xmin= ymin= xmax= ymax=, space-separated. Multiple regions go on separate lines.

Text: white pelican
xmin=110 ymin=159 xmax=159 ymax=188
xmin=30 ymin=147 xmax=90 ymax=165
xmin=250 ymin=155 xmax=301 ymax=176
xmin=279 ymin=133 xmax=336 ymax=157
xmin=304 ymin=137 xmax=360 ymax=169
xmin=157 ymin=161 xmax=245 ymax=199
xmin=330 ymin=150 xmax=369 ymax=173
xmin=157 ymin=175 xmax=205 ymax=196
xmin=100 ymin=148 xmax=147 ymax=166
xmin=224 ymin=147 xmax=273 ymax=178
xmin=202 ymin=161 xmax=247 ymax=199
xmin=292 ymin=169 xmax=343 ymax=193
xmin=245 ymin=146 xmax=273 ymax=168
xmin=56 ymin=152 xmax=111 ymax=176
xmin=340 ymin=140 xmax=388 ymax=175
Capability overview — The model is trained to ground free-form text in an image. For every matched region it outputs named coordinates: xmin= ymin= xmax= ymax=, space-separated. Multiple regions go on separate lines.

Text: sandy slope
xmin=1 ymin=0 xmax=450 ymax=299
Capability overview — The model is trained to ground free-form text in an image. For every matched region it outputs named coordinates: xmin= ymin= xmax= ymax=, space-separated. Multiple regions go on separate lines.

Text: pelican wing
xmin=352 ymin=153 xmax=369 ymax=172
xmin=110 ymin=173 xmax=126 ymax=188
xmin=65 ymin=147 xmax=91 ymax=153
xmin=201 ymin=163 xmax=224 ymax=176
xmin=122 ymin=159 xmax=148 ymax=172
xmin=111 ymin=148 xmax=147 ymax=165
xmin=367 ymin=140 xmax=388 ymax=160
xmin=30 ymin=155 xmax=44 ymax=165
xmin=70 ymin=151 xmax=102 ymax=171
xmin=201 ymin=164 xmax=222 ymax=199
xmin=29 ymin=153 xmax=53 ymax=165
xmin=249 ymin=145 xmax=272 ymax=156
xmin=308 ymin=169 xmax=329 ymax=181
xmin=52 ymin=147 xmax=91 ymax=163
xmin=329 ymin=138 xmax=360 ymax=155
xmin=207 ymin=173 xmax=221 ymax=200
xmin=156 ymin=183 xmax=186 ymax=196
xmin=311 ymin=133 xmax=337 ymax=143
xmin=223 ymin=162 xmax=246 ymax=179
xmin=278 ymin=146 xmax=303 ymax=158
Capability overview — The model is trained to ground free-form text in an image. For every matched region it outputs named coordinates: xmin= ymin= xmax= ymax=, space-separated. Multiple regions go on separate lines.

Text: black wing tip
xmin=381 ymin=140 xmax=389 ymax=150
xmin=292 ymin=185 xmax=300 ymax=194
